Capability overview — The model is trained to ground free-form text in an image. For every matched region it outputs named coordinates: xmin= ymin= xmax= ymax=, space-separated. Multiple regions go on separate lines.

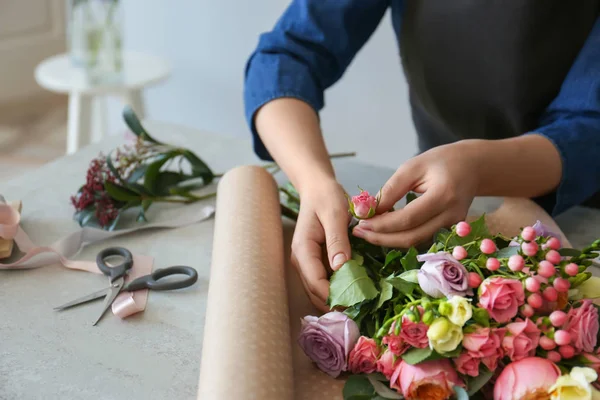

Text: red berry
xmin=521 ymin=226 xmax=536 ymax=241
xmin=520 ymin=304 xmax=535 ymax=318
xmin=547 ymin=237 xmax=561 ymax=250
xmin=540 ymin=336 xmax=557 ymax=351
xmin=486 ymin=257 xmax=500 ymax=271
xmin=480 ymin=239 xmax=496 ymax=255
xmin=468 ymin=272 xmax=483 ymax=289
xmin=525 ymin=277 xmax=541 ymax=293
xmin=565 ymin=263 xmax=579 ymax=277
xmin=554 ymin=278 xmax=571 ymax=293
xmin=538 ymin=261 xmax=556 ymax=278
xmin=522 ymin=241 xmax=539 ymax=257
xmin=543 ymin=287 xmax=559 ymax=302
xmin=456 ymin=221 xmax=471 ymax=238
xmin=559 ymin=345 xmax=576 ymax=359
xmin=547 ymin=351 xmax=562 ymax=362
xmin=453 ymin=246 xmax=468 ymax=261
xmin=545 ymin=250 xmax=562 ymax=265
xmin=508 ymin=255 xmax=525 ymax=271
xmin=549 ymin=311 xmax=568 ymax=327
xmin=554 ymin=330 xmax=572 ymax=346
xmin=527 ymin=293 xmax=543 ymax=309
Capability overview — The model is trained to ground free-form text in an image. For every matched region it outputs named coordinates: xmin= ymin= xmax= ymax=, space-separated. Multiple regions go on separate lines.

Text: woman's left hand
xmin=352 ymin=141 xmax=481 ymax=248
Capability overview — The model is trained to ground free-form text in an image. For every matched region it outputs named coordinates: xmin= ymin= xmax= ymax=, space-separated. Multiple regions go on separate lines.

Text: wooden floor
xmin=0 ymin=96 xmax=67 ymax=181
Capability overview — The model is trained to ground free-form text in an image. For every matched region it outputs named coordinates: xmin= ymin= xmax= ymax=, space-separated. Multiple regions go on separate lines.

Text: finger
xmin=376 ymin=161 xmax=421 ymax=214
xmin=293 ymin=259 xmax=331 ymax=314
xmin=320 ymin=209 xmax=352 ymax=271
xmin=293 ymin=238 xmax=331 ymax=305
xmin=359 ymin=187 xmax=447 ymax=233
xmin=352 ymin=210 xmax=454 ymax=248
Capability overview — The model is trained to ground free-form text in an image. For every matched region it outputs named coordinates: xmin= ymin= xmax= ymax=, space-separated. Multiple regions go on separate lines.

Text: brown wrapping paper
xmin=198 ymin=167 xmax=570 ymax=400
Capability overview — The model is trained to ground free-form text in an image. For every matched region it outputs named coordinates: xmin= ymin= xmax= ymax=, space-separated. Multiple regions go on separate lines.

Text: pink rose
xmin=399 ymin=312 xmax=429 ymax=349
xmin=348 ymin=336 xmax=381 ymax=374
xmin=350 ymin=190 xmax=378 ymax=219
xmin=493 ymin=357 xmax=560 ymax=400
xmin=502 ymin=319 xmax=541 ymax=361
xmin=382 ymin=323 xmax=410 ymax=356
xmin=463 ymin=327 xmax=506 ymax=371
xmin=478 ymin=277 xmax=525 ymax=323
xmin=454 ymin=352 xmax=480 ymax=377
xmin=376 ymin=349 xmax=400 ymax=380
xmin=298 ymin=311 xmax=360 ymax=377
xmin=564 ymin=299 xmax=599 ymax=353
xmin=390 ymin=359 xmax=463 ymax=399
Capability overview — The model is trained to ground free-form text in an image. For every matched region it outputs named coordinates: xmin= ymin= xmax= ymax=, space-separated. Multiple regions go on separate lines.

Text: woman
xmin=243 ymin=1 xmax=600 ymax=311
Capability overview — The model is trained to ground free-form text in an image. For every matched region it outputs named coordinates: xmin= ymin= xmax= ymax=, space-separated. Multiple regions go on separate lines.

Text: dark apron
xmin=395 ymin=1 xmax=600 ymax=210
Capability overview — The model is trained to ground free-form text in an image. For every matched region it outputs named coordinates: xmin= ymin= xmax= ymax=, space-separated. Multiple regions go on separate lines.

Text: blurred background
xmin=0 ymin=0 xmax=416 ymax=181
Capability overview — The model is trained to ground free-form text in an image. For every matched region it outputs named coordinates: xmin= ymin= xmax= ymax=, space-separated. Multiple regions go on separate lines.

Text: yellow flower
xmin=427 ymin=317 xmax=463 ymax=354
xmin=549 ymin=367 xmax=600 ymax=400
xmin=576 ymin=277 xmax=600 ymax=303
xmin=446 ymin=296 xmax=473 ymax=327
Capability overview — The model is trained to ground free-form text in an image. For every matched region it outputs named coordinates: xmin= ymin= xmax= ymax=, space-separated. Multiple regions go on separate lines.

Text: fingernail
xmin=332 ymin=253 xmax=346 ymax=269
xmin=358 ymin=220 xmax=372 ymax=230
xmin=353 ymin=228 xmax=365 ymax=238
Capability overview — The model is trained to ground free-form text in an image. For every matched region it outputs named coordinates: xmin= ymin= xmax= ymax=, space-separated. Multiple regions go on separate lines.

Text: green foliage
xmin=328 ymin=260 xmax=379 ymax=308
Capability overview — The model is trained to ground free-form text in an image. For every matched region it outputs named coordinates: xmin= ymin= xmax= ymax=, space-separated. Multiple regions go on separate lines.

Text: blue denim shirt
xmin=244 ymin=0 xmax=600 ymax=216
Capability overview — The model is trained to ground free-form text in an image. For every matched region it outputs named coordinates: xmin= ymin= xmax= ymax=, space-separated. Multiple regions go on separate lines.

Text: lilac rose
xmin=417 ymin=252 xmax=472 ymax=298
xmin=298 ymin=311 xmax=360 ymax=377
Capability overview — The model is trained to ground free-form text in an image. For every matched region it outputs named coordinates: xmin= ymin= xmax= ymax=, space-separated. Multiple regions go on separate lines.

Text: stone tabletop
xmin=1 ymin=122 xmax=599 ymax=400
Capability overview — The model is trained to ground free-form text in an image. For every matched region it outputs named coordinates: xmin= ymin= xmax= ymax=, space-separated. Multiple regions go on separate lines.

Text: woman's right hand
xmin=291 ymin=178 xmax=351 ymax=313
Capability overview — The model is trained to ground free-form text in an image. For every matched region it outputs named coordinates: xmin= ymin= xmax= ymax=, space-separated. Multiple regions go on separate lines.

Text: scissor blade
xmin=92 ymin=278 xmax=124 ymax=326
xmin=53 ymin=287 xmax=111 ymax=311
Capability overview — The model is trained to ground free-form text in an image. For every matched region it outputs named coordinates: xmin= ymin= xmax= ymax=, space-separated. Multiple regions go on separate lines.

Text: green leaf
xmin=463 ymin=215 xmax=490 ymax=241
xmin=406 ymin=191 xmax=417 ymax=205
xmin=559 ymin=248 xmax=581 ymax=257
xmin=401 ymin=347 xmax=434 ymax=365
xmin=401 ymin=247 xmax=419 ymax=270
xmin=122 ymin=106 xmax=162 ymax=144
xmin=328 ymin=260 xmax=379 ymax=308
xmin=106 ymin=153 xmax=123 ymax=181
xmin=127 ymin=165 xmax=148 ymax=183
xmin=367 ymin=375 xmax=403 ymax=399
xmin=182 ymin=150 xmax=214 ymax=185
xmin=467 ymin=368 xmax=494 ymax=396
xmin=154 ymin=171 xmax=190 ymax=195
xmin=495 ymin=246 xmax=520 ymax=258
xmin=104 ymin=181 xmax=141 ymax=202
xmin=343 ymin=375 xmax=375 ymax=400
xmin=106 ymin=212 xmax=122 ymax=231
xmin=454 ymin=386 xmax=469 ymax=400
xmin=384 ymin=250 xmax=403 ymax=268
xmin=385 ymin=276 xmax=417 ymax=295
xmin=143 ymin=152 xmax=178 ymax=194
xmin=74 ymin=209 xmax=95 ymax=227
xmin=375 ymin=279 xmax=393 ymax=310
xmin=398 ymin=269 xmax=419 ymax=284
xmin=352 ymin=251 xmax=365 ymax=265
xmin=137 ymin=199 xmax=152 ymax=222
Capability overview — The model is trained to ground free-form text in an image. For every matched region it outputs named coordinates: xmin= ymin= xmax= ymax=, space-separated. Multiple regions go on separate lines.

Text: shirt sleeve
xmin=530 ymin=16 xmax=600 ymax=216
xmin=243 ymin=0 xmax=391 ymax=160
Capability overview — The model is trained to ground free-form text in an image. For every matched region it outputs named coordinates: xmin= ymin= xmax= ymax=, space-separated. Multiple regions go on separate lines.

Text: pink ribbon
xmin=0 ymin=199 xmax=215 ymax=319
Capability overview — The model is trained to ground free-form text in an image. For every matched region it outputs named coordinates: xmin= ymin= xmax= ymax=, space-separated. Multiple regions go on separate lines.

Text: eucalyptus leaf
xmin=107 ymin=212 xmax=122 ymax=231
xmin=182 ymin=150 xmax=214 ymax=185
xmin=559 ymin=248 xmax=581 ymax=257
xmin=375 ymin=279 xmax=393 ymax=310
xmin=343 ymin=375 xmax=376 ymax=400
xmin=74 ymin=209 xmax=95 ymax=227
xmin=454 ymin=386 xmax=469 ymax=400
xmin=104 ymin=181 xmax=141 ymax=202
xmin=495 ymin=246 xmax=519 ymax=258
xmin=123 ymin=106 xmax=162 ymax=144
xmin=328 ymin=260 xmax=379 ymax=308
xmin=467 ymin=368 xmax=494 ymax=396
xmin=367 ymin=375 xmax=403 ymax=399
xmin=401 ymin=247 xmax=419 ymax=271
xmin=127 ymin=165 xmax=149 ymax=183
xmin=401 ymin=347 xmax=434 ymax=365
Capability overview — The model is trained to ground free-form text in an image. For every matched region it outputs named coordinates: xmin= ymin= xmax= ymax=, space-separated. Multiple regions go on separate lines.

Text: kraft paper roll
xmin=198 ymin=167 xmax=571 ymax=400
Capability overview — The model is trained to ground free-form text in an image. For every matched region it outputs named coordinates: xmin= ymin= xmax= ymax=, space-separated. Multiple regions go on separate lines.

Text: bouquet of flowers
xmin=295 ymin=189 xmax=600 ymax=400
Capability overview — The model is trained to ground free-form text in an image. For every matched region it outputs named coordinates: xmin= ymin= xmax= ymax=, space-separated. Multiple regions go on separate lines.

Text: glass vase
xmin=67 ymin=0 xmax=124 ymax=85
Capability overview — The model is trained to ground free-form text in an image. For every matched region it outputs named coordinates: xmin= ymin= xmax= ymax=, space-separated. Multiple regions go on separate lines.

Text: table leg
xmin=67 ymin=92 xmax=92 ymax=154
xmin=90 ymin=97 xmax=107 ymax=144
xmin=123 ymin=89 xmax=146 ymax=118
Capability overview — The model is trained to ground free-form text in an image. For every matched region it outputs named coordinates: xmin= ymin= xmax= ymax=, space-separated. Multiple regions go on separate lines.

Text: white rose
xmin=446 ymin=296 xmax=473 ymax=327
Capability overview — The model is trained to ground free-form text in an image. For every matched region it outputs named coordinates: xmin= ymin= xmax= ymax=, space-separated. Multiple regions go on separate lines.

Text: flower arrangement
xmin=297 ymin=189 xmax=600 ymax=400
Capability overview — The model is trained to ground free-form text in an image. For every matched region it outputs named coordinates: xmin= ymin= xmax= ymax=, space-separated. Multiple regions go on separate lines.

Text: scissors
xmin=54 ymin=246 xmax=198 ymax=326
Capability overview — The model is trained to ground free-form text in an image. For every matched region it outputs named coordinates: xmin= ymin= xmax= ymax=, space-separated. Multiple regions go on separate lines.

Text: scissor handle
xmin=96 ymin=247 xmax=134 ymax=282
xmin=125 ymin=266 xmax=198 ymax=291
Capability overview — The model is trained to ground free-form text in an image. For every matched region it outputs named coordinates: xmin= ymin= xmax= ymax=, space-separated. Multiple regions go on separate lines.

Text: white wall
xmin=108 ymin=0 xmax=417 ymax=170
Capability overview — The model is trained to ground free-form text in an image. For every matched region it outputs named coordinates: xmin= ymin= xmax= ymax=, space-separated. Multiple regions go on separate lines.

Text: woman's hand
xmin=352 ymin=141 xmax=481 ymax=248
xmin=291 ymin=178 xmax=351 ymax=313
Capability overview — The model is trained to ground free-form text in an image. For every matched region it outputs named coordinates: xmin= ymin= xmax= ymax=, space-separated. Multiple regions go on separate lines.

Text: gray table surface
xmin=1 ymin=122 xmax=599 ymax=400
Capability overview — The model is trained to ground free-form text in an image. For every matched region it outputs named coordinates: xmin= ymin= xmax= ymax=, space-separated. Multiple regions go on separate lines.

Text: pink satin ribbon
xmin=0 ymin=199 xmax=215 ymax=319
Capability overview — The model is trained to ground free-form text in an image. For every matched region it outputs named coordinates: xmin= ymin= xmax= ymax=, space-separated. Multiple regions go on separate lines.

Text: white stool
xmin=34 ymin=52 xmax=170 ymax=154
